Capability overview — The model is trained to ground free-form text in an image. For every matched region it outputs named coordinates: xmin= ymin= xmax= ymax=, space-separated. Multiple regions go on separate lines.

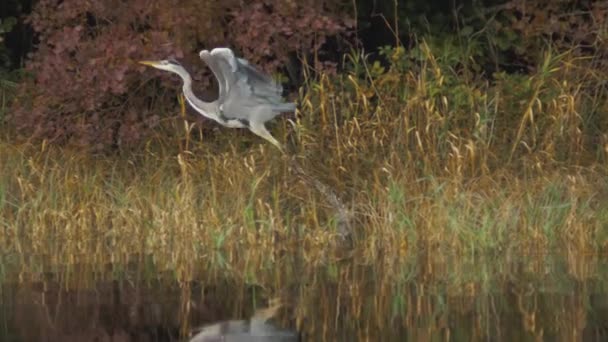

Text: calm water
xmin=2 ymin=252 xmax=608 ymax=341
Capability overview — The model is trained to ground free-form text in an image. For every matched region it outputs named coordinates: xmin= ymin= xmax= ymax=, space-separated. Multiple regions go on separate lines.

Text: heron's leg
xmin=249 ymin=121 xmax=284 ymax=152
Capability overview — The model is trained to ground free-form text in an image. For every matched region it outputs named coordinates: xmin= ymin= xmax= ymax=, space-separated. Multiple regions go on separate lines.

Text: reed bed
xmin=1 ymin=43 xmax=607 ymax=276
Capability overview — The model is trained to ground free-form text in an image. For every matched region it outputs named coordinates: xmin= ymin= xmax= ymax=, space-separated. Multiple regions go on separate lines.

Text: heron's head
xmin=138 ymin=58 xmax=183 ymax=74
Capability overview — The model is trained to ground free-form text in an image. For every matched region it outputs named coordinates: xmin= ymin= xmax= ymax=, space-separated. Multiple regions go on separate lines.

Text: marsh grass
xmin=1 ymin=41 xmax=608 ymax=281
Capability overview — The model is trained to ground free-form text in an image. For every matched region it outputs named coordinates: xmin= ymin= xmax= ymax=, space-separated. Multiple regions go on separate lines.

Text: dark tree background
xmin=1 ymin=0 xmax=606 ymax=149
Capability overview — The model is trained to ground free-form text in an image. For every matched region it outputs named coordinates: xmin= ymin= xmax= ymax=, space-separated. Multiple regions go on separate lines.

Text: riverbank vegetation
xmin=0 ymin=0 xmax=608 ymax=260
xmin=2 ymin=40 xmax=607 ymax=265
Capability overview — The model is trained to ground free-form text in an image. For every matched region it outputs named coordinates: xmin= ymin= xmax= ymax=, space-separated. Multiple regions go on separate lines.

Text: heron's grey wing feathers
xmin=210 ymin=48 xmax=283 ymax=100
xmin=219 ymin=78 xmax=262 ymax=121
xmin=199 ymin=50 xmax=231 ymax=102
xmin=235 ymin=58 xmax=283 ymax=97
xmin=207 ymin=47 xmax=296 ymax=122
xmin=236 ymin=58 xmax=274 ymax=84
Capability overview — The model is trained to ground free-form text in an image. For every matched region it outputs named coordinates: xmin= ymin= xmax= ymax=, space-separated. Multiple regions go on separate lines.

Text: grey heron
xmin=139 ymin=48 xmax=295 ymax=151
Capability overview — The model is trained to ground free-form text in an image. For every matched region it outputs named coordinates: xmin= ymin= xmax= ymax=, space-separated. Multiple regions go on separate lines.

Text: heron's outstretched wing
xmin=208 ymin=48 xmax=284 ymax=103
xmin=200 ymin=48 xmax=295 ymax=124
xmin=234 ymin=57 xmax=284 ymax=99
xmin=199 ymin=49 xmax=230 ymax=103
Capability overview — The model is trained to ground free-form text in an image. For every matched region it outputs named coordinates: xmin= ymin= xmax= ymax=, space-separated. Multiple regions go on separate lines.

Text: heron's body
xmin=140 ymin=48 xmax=295 ymax=150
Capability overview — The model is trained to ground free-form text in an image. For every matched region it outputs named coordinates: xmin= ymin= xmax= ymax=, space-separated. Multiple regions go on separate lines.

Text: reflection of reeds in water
xmin=4 ymin=254 xmax=608 ymax=341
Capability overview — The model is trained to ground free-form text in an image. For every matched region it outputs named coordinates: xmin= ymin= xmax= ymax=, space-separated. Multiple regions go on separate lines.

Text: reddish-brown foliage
xmin=12 ymin=0 xmax=353 ymax=149
xmin=504 ymin=1 xmax=608 ymax=67
xmin=231 ymin=1 xmax=352 ymax=72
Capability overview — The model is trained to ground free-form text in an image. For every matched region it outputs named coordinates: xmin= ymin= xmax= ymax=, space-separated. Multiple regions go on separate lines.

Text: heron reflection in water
xmin=189 ymin=300 xmax=299 ymax=342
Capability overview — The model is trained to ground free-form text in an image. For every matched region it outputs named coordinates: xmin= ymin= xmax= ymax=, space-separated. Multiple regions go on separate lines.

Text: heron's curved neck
xmin=176 ymin=68 xmax=222 ymax=123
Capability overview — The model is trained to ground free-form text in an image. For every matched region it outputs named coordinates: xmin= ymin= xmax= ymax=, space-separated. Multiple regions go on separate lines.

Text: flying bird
xmin=139 ymin=48 xmax=295 ymax=151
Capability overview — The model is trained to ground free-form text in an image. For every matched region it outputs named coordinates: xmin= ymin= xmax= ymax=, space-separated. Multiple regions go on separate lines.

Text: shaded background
xmin=0 ymin=0 xmax=606 ymax=150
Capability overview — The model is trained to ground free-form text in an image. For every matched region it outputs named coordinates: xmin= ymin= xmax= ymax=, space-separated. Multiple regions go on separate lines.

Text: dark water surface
xmin=2 ymin=252 xmax=608 ymax=341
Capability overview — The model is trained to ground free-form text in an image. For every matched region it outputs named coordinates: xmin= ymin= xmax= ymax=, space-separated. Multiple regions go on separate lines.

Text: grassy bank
xmin=1 ymin=140 xmax=606 ymax=261
xmin=1 ymin=43 xmax=608 ymax=272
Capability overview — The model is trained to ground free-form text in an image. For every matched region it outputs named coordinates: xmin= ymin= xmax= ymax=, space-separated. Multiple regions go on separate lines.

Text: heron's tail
xmin=273 ymin=102 xmax=297 ymax=113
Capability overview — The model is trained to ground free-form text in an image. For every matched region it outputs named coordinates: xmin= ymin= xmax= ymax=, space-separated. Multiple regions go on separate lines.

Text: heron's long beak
xmin=138 ymin=60 xmax=161 ymax=67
